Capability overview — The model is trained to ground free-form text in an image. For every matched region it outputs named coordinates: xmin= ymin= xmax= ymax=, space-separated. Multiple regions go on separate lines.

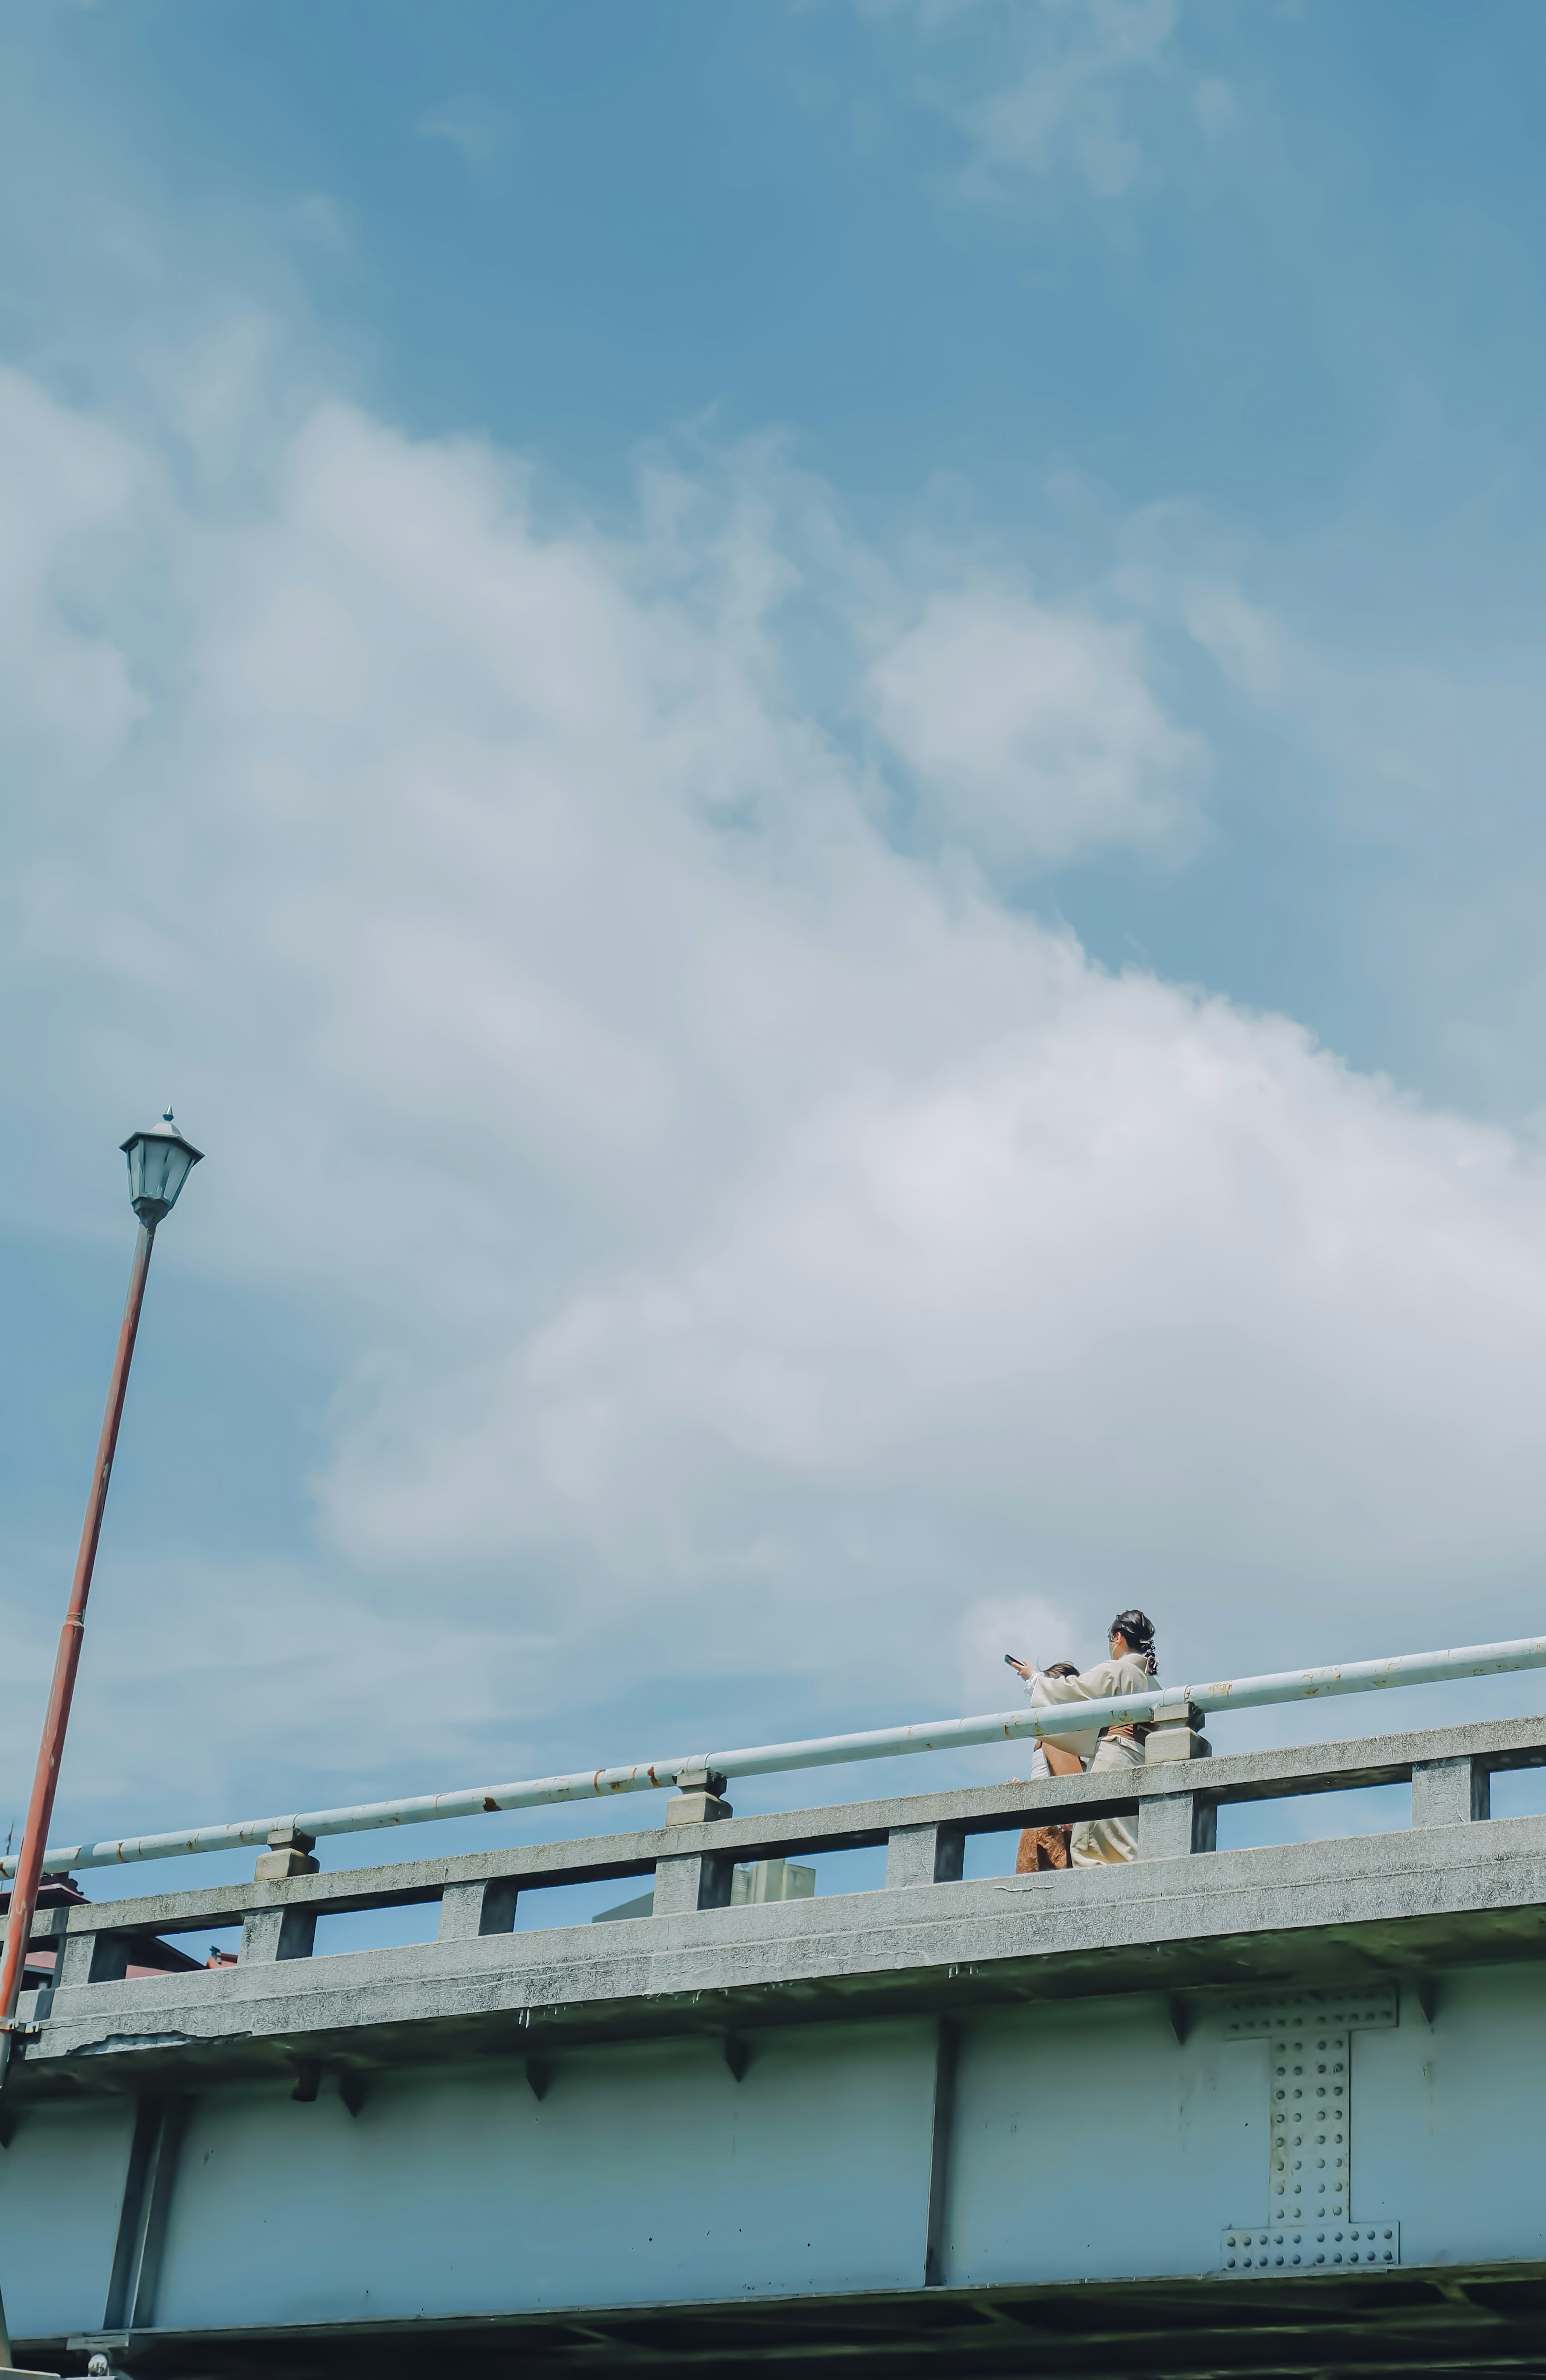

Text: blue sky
xmin=6 ymin=0 xmax=1546 ymax=1889
xmin=13 ymin=0 xmax=1544 ymax=1104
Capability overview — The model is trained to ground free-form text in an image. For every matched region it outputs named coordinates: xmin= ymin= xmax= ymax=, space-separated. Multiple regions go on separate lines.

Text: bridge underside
xmin=33 ymin=2266 xmax=1546 ymax=2380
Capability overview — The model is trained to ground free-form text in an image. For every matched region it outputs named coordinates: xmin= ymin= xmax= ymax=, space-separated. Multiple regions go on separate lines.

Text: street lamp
xmin=121 ymin=1111 xmax=203 ymax=1226
xmin=0 ymin=1112 xmax=202 ymax=2377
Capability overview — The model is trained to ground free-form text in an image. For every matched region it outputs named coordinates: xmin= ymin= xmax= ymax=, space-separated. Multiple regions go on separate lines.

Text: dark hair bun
xmin=1110 ymin=1609 xmax=1158 ymax=1675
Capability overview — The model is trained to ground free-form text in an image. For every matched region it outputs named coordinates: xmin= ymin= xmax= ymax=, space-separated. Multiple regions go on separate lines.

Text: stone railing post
xmin=1137 ymin=1701 xmax=1213 ymax=1855
xmin=1145 ymin=1701 xmax=1211 ymax=1763
xmin=1411 ymin=1754 xmax=1489 ymax=1826
xmin=52 ymin=1928 xmax=133 ymax=1988
xmin=653 ymin=1769 xmax=735 ymax=1915
xmin=1136 ymin=1790 xmax=1215 ymax=1858
xmin=438 ymin=1879 xmax=521 ymax=1940
xmin=240 ymin=1902 xmax=316 ymax=1963
xmin=254 ymin=1825 xmax=319 ymax=1880
xmin=885 ymin=1823 xmax=965 ymax=1888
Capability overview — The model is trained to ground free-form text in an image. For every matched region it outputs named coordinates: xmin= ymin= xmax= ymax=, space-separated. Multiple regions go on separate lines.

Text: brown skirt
xmin=1017 ymin=1825 xmax=1072 ymax=1872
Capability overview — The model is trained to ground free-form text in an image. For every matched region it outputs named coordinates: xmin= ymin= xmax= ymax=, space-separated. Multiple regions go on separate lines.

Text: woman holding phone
xmin=1007 ymin=1610 xmax=1159 ymax=1866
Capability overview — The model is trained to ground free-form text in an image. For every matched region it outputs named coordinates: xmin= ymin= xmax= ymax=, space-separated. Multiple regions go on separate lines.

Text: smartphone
xmin=1003 ymin=1652 xmax=1024 ymax=1669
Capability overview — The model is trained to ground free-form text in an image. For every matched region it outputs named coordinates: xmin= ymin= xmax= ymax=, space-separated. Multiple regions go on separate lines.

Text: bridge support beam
xmin=922 ymin=2017 xmax=959 ymax=2287
xmin=103 ymin=2095 xmax=190 ymax=2333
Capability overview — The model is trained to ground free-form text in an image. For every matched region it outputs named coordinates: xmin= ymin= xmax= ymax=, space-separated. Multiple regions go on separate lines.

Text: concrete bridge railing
xmin=9 ymin=1704 xmax=1532 ymax=1999
xmin=8 ymin=1707 xmax=1546 ymax=2379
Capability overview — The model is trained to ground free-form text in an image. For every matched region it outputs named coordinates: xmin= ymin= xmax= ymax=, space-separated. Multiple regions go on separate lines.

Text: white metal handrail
xmin=7 ymin=1634 xmax=1545 ymax=1877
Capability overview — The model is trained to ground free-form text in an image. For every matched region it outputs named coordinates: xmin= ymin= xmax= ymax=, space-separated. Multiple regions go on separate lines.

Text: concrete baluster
xmin=438 ymin=1879 xmax=520 ymax=1940
xmin=886 ymin=1823 xmax=965 ymax=1889
xmin=654 ymin=1769 xmax=734 ymax=1915
xmin=1137 ymin=1791 xmax=1214 ymax=1859
xmin=653 ymin=1851 xmax=736 ymax=1915
xmin=1411 ymin=1755 xmax=1489 ymax=1826
xmin=41 ymin=1924 xmax=140 ymax=1990
xmin=240 ymin=1903 xmax=316 ymax=1963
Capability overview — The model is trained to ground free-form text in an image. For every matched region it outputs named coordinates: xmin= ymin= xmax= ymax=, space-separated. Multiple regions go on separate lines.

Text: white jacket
xmin=1028 ymin=1651 xmax=1157 ymax=1762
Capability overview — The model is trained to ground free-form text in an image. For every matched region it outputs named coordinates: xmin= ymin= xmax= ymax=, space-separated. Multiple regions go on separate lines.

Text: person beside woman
xmin=1007 ymin=1610 xmax=1160 ymax=1867
xmin=1015 ymin=1661 xmax=1082 ymax=1870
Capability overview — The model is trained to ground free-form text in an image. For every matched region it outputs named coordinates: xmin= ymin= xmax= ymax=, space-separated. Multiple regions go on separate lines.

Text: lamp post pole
xmin=0 ymin=1113 xmax=201 ymax=2376
xmin=0 ymin=1222 xmax=155 ymax=2038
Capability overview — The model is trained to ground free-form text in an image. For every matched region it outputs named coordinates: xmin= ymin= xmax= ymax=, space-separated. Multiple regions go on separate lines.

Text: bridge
xmin=5 ymin=1699 xmax=1546 ymax=2377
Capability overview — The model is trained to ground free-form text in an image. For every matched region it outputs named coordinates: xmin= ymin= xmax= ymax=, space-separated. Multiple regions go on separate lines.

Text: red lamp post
xmin=0 ymin=1112 xmax=202 ymax=2374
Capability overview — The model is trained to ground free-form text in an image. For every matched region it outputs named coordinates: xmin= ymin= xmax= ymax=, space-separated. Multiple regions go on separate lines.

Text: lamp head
xmin=120 ymin=1107 xmax=204 ymax=1226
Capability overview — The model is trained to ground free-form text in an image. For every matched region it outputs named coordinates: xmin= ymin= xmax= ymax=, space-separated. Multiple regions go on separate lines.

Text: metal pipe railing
xmin=7 ymin=1635 xmax=1546 ymax=1878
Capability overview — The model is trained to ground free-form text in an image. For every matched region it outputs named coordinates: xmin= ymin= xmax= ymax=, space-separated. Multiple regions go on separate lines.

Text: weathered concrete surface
xmin=16 ymin=1813 xmax=1546 ymax=2095
xmin=9 ymin=1966 xmax=1546 ymax=2376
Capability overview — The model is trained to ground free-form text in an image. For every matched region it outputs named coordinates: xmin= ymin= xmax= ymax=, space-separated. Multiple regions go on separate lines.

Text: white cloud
xmin=963 ymin=0 xmax=1173 ymax=196
xmin=873 ymin=0 xmax=1179 ymax=200
xmin=418 ymin=96 xmax=510 ymax=175
xmin=1191 ymin=76 xmax=1238 ymax=138
xmin=1181 ymin=578 xmax=1288 ymax=700
xmin=5 ymin=363 xmax=1546 ymax=1833
xmin=141 ymin=311 xmax=287 ymax=486
xmin=867 ymin=582 xmax=1204 ymax=865
xmin=0 ymin=369 xmax=145 ymax=770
